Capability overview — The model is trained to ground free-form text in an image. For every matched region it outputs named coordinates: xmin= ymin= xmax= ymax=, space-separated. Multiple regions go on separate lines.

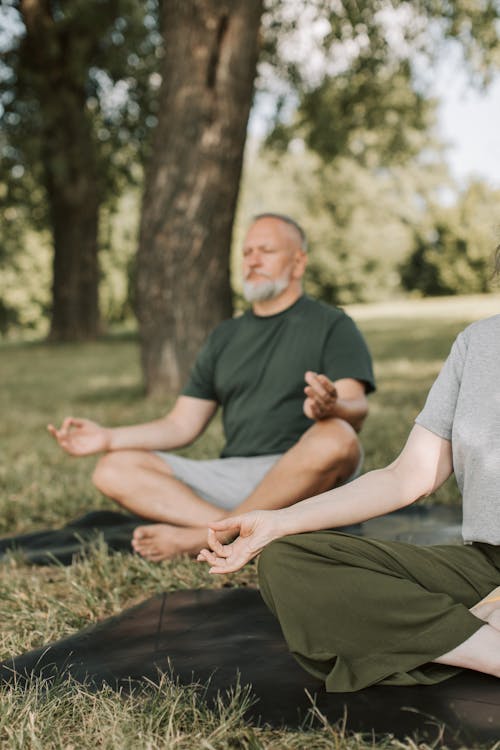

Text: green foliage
xmin=99 ymin=189 xmax=142 ymax=325
xmin=0 ymin=0 xmax=161 ymax=335
xmin=401 ymin=181 xmax=500 ymax=296
xmin=0 ymin=228 xmax=51 ymax=336
xmin=263 ymin=0 xmax=500 ymax=166
xmin=0 ymin=0 xmax=161 ymax=202
xmin=0 ymin=189 xmax=141 ymax=336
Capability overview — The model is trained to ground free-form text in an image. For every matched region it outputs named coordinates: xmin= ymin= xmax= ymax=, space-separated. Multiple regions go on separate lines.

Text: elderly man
xmin=49 ymin=213 xmax=375 ymax=561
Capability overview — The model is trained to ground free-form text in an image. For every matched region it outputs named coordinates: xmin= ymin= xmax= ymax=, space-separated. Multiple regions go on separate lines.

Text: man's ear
xmin=292 ymin=251 xmax=308 ymax=280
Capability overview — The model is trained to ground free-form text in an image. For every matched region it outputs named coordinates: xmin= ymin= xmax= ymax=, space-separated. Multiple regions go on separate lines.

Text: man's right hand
xmin=47 ymin=417 xmax=112 ymax=456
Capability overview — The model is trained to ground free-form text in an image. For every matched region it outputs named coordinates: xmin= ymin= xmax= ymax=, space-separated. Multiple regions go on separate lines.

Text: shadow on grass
xmin=0 ymin=328 xmax=139 ymax=351
xmin=77 ymin=384 xmax=145 ymax=404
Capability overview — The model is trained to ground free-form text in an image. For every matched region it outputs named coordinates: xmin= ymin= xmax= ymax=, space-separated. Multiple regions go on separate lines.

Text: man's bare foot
xmin=132 ymin=523 xmax=205 ymax=562
xmin=470 ymin=586 xmax=500 ymax=631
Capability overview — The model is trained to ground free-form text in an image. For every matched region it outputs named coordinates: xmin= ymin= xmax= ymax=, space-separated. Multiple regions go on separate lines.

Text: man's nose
xmin=245 ymin=250 xmax=262 ymax=266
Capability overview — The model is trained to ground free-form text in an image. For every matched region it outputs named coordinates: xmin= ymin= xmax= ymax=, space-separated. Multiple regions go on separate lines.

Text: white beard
xmin=242 ymin=272 xmax=291 ymax=303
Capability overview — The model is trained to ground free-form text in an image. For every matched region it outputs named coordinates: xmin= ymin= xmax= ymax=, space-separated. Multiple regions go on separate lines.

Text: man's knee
xmin=92 ymin=451 xmax=130 ymax=494
xmin=92 ymin=450 xmax=171 ymax=494
xmin=296 ymin=418 xmax=360 ymax=475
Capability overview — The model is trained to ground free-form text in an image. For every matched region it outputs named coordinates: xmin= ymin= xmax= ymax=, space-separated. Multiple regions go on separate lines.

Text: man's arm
xmin=48 ymin=396 xmax=218 ymax=457
xmin=304 ymin=372 xmax=368 ymax=431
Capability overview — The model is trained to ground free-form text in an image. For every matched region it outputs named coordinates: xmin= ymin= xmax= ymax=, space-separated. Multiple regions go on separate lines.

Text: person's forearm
xmin=107 ymin=416 xmax=194 ymax=452
xmin=276 ymin=464 xmax=416 ymax=537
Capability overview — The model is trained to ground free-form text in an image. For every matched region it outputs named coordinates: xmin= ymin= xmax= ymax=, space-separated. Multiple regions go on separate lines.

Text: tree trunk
xmin=20 ymin=0 xmax=101 ymax=341
xmin=136 ymin=0 xmax=263 ymax=395
xmin=45 ymin=106 xmax=101 ymax=341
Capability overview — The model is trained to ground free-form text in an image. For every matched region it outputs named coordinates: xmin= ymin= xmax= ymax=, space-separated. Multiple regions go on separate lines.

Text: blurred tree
xmin=264 ymin=0 xmax=500 ymax=167
xmin=0 ymin=0 xmax=160 ymax=339
xmin=136 ymin=0 xmax=262 ymax=395
xmin=401 ymin=181 xmax=500 ymax=296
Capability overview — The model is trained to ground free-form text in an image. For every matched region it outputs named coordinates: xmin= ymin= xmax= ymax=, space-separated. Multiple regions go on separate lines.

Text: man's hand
xmin=197 ymin=510 xmax=285 ymax=574
xmin=47 ymin=417 xmax=112 ymax=456
xmin=303 ymin=371 xmax=338 ymax=420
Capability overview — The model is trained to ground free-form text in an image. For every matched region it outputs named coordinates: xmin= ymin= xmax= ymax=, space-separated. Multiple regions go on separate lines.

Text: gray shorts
xmin=155 ymin=452 xmax=283 ymax=510
xmin=155 ymin=447 xmax=364 ymax=511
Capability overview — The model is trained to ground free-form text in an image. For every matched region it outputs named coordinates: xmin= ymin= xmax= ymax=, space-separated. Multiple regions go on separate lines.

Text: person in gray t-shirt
xmin=199 ymin=309 xmax=500 ymax=692
xmin=415 ymin=315 xmax=500 ymax=546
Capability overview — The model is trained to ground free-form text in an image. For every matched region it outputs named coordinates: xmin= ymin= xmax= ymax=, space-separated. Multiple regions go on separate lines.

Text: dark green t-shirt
xmin=183 ymin=295 xmax=375 ymax=458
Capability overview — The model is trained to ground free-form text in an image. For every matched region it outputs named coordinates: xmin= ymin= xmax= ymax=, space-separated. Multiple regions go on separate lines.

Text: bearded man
xmin=49 ymin=213 xmax=375 ymax=561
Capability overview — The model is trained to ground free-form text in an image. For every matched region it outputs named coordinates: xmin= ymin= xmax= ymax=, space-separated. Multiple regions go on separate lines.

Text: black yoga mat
xmin=1 ymin=586 xmax=499 ymax=746
xmin=0 ymin=504 xmax=463 ymax=565
xmin=0 ymin=510 xmax=149 ymax=565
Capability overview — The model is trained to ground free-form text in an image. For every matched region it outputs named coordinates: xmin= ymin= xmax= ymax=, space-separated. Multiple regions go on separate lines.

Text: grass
xmin=0 ymin=293 xmax=499 ymax=749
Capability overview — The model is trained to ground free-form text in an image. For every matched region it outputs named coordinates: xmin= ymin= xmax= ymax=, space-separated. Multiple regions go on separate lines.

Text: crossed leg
xmin=92 ymin=450 xmax=224 ymax=559
xmin=257 ymin=533 xmax=500 ymax=689
xmin=92 ymin=417 xmax=361 ymax=561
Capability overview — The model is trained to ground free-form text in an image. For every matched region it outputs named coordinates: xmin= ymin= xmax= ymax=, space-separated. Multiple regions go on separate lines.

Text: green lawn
xmin=0 ymin=294 xmax=498 ymax=749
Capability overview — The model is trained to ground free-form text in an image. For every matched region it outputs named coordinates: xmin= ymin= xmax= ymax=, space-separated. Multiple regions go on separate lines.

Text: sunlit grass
xmin=0 ymin=293 xmax=498 ymax=748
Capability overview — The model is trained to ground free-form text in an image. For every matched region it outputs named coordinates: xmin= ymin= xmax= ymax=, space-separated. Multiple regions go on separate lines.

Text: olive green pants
xmin=258 ymin=531 xmax=500 ymax=692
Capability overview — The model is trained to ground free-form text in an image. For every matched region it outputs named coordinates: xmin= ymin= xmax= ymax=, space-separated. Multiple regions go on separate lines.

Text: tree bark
xmin=45 ymin=103 xmax=101 ymax=341
xmin=20 ymin=0 xmax=101 ymax=340
xmin=136 ymin=0 xmax=263 ymax=395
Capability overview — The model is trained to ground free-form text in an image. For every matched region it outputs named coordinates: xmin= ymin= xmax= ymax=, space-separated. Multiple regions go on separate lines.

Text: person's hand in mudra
xmin=197 ymin=510 xmax=286 ymax=574
xmin=303 ymin=371 xmax=338 ymax=420
xmin=48 ymin=417 xmax=111 ymax=456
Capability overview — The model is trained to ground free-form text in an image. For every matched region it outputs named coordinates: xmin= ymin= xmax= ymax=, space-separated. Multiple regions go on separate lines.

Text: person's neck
xmin=251 ymin=287 xmax=303 ymax=317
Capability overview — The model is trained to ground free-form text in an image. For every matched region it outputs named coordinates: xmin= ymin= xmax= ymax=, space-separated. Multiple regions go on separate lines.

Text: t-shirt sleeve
xmin=322 ymin=314 xmax=376 ymax=393
xmin=415 ymin=331 xmax=468 ymax=440
xmin=182 ymin=331 xmax=219 ymax=402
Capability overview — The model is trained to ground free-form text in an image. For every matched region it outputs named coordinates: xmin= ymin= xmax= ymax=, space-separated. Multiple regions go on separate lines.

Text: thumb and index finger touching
xmin=47 ymin=416 xmax=90 ymax=436
xmin=47 ymin=416 xmax=73 ymax=439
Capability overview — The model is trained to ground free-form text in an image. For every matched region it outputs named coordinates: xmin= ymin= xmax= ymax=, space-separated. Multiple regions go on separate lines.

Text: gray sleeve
xmin=415 ymin=331 xmax=468 ymax=440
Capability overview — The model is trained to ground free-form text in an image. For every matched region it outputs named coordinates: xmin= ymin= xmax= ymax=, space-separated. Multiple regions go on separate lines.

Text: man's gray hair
xmin=252 ymin=212 xmax=308 ymax=252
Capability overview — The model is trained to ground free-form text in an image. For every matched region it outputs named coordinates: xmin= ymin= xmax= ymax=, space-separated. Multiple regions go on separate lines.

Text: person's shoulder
xmin=299 ymin=295 xmax=349 ymax=324
xmin=206 ymin=312 xmax=248 ymax=345
xmin=460 ymin=314 xmax=500 ymax=342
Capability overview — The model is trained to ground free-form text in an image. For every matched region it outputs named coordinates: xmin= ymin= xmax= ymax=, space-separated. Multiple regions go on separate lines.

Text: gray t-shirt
xmin=415 ymin=315 xmax=500 ymax=545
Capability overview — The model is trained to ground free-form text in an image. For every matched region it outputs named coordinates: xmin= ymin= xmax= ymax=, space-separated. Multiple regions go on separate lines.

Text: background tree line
xmin=1 ymin=0 xmax=499 ymax=393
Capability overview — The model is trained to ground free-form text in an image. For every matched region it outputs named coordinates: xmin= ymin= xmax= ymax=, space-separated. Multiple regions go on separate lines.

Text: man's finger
xmin=305 ymin=373 xmax=330 ymax=400
xmin=304 ymin=385 xmax=330 ymax=408
xmin=317 ymin=374 xmax=337 ymax=395
xmin=47 ymin=424 xmax=67 ymax=443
